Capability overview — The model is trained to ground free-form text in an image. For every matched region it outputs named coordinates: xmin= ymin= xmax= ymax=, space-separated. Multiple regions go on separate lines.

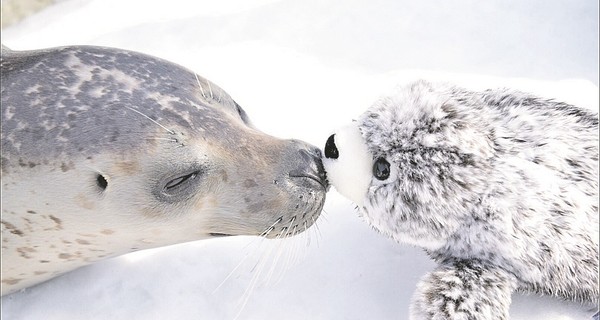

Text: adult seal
xmin=1 ymin=45 xmax=327 ymax=295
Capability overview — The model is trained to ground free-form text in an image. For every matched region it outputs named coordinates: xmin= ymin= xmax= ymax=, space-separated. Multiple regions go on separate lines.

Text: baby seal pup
xmin=323 ymin=80 xmax=599 ymax=319
xmin=1 ymin=45 xmax=327 ymax=295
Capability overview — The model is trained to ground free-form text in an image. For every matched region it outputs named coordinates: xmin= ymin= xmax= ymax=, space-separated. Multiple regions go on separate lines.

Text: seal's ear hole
xmin=96 ymin=174 xmax=108 ymax=191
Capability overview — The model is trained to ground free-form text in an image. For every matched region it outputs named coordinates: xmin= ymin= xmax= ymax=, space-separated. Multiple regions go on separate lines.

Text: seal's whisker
xmin=285 ymin=217 xmax=296 ymax=237
xmin=123 ymin=106 xmax=175 ymax=135
xmin=233 ymin=236 xmax=277 ymax=320
xmin=214 ymin=217 xmax=282 ymax=295
xmin=317 ymin=210 xmax=329 ymax=223
xmin=260 ymin=226 xmax=275 ymax=238
xmin=212 ymin=239 xmax=263 ymax=295
xmin=277 ymin=228 xmax=303 ymax=284
xmin=259 ymin=216 xmax=283 ymax=237
xmin=275 ymin=227 xmax=308 ymax=286
xmin=194 ymin=73 xmax=208 ymax=99
xmin=207 ymin=80 xmax=214 ymax=100
xmin=144 ymin=137 xmax=178 ymax=142
xmin=263 ymin=237 xmax=287 ymax=286
xmin=217 ymin=88 xmax=223 ymax=103
xmin=294 ymin=232 xmax=308 ymax=266
xmin=311 ymin=216 xmax=322 ymax=248
xmin=303 ymin=220 xmax=311 ymax=247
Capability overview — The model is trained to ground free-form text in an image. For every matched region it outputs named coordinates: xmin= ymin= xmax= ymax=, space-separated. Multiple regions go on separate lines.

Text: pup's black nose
xmin=324 ymin=134 xmax=339 ymax=159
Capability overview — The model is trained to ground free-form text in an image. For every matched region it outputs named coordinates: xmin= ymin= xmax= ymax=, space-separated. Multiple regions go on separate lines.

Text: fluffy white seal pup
xmin=323 ymin=80 xmax=599 ymax=319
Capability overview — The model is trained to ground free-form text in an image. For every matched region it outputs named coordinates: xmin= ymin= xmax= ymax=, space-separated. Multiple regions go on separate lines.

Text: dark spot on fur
xmin=555 ymin=103 xmax=599 ymax=127
xmin=565 ymin=158 xmax=581 ymax=168
xmin=49 ymin=215 xmax=63 ymax=230
xmin=441 ymin=103 xmax=458 ymax=119
xmin=2 ymin=278 xmax=22 ymax=285
xmin=60 ymin=162 xmax=73 ymax=172
xmin=17 ymin=247 xmax=36 ymax=259
xmin=76 ymin=239 xmax=91 ymax=245
xmin=243 ymin=179 xmax=258 ymax=188
xmin=109 ymin=129 xmax=120 ymax=142
xmin=220 ymin=169 xmax=228 ymax=182
xmin=1 ymin=220 xmax=24 ymax=236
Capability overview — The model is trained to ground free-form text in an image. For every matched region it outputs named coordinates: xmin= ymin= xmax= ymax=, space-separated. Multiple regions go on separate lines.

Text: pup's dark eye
xmin=165 ymin=172 xmax=198 ymax=190
xmin=373 ymin=158 xmax=390 ymax=180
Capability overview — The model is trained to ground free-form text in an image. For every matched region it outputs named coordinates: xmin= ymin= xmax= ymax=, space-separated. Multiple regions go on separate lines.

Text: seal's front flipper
xmin=410 ymin=260 xmax=517 ymax=320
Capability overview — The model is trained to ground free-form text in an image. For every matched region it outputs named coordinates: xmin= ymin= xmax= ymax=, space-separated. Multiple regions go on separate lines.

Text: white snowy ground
xmin=1 ymin=0 xmax=598 ymax=319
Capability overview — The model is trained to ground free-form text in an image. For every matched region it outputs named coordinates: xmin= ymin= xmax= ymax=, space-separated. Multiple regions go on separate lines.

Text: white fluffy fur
xmin=325 ymin=80 xmax=599 ymax=319
xmin=322 ymin=123 xmax=372 ymax=207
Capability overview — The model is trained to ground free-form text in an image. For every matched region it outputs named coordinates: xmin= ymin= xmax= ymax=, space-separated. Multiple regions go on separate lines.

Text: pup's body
xmin=323 ymin=81 xmax=599 ymax=319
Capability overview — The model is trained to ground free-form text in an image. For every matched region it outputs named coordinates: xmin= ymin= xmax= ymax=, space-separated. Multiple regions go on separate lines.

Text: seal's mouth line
xmin=209 ymin=232 xmax=233 ymax=237
xmin=289 ymin=173 xmax=328 ymax=189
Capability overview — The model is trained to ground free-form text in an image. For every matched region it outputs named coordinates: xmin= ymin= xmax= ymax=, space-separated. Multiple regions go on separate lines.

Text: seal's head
xmin=322 ymin=81 xmax=491 ymax=250
xmin=1 ymin=45 xmax=327 ymax=295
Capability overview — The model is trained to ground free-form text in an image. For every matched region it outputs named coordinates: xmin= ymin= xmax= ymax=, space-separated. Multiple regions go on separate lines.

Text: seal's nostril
xmin=313 ymin=147 xmax=323 ymax=159
xmin=324 ymin=134 xmax=339 ymax=159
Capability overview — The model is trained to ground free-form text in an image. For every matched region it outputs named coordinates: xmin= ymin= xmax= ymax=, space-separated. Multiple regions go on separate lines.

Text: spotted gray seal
xmin=0 ymin=45 xmax=327 ymax=295
xmin=323 ymin=80 xmax=599 ymax=319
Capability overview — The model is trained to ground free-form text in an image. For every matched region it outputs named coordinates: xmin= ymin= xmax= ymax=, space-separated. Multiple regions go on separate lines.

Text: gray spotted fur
xmin=357 ymin=81 xmax=598 ymax=319
xmin=1 ymin=45 xmax=243 ymax=166
xmin=1 ymin=45 xmax=327 ymax=295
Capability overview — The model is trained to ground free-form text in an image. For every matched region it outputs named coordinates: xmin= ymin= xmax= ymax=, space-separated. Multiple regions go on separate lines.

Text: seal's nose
xmin=324 ymin=134 xmax=339 ymax=159
xmin=287 ymin=141 xmax=328 ymax=189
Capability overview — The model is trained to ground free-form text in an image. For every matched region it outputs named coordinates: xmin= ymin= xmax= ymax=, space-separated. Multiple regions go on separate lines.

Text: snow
xmin=1 ymin=0 xmax=598 ymax=319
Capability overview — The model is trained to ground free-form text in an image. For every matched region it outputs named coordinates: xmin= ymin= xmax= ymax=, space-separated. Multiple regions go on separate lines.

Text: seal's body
xmin=1 ymin=45 xmax=327 ymax=295
xmin=323 ymin=81 xmax=598 ymax=319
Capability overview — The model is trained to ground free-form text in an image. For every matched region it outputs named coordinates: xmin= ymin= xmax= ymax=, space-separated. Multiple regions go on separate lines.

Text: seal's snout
xmin=321 ymin=123 xmax=373 ymax=206
xmin=308 ymin=148 xmax=328 ymax=189
xmin=288 ymin=143 xmax=328 ymax=189
xmin=324 ymin=134 xmax=339 ymax=159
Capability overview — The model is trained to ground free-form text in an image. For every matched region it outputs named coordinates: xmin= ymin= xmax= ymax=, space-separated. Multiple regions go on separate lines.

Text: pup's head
xmin=323 ymin=81 xmax=495 ymax=250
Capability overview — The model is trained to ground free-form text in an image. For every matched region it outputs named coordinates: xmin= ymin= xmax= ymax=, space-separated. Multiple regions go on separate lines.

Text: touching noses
xmin=324 ymin=134 xmax=339 ymax=159
xmin=287 ymin=141 xmax=328 ymax=189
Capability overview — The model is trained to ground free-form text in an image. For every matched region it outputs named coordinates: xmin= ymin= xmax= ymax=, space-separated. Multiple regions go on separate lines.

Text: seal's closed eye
xmin=164 ymin=171 xmax=199 ymax=191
